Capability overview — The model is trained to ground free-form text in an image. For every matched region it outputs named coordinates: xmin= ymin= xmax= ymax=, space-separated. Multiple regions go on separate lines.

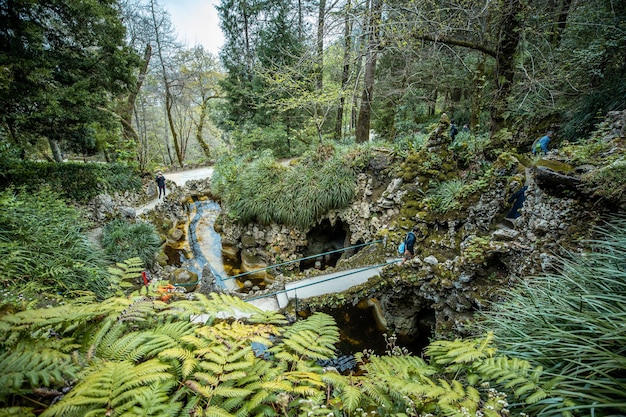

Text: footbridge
xmin=245 ymin=258 xmax=400 ymax=312
xmin=188 ymin=240 xmax=401 ymax=319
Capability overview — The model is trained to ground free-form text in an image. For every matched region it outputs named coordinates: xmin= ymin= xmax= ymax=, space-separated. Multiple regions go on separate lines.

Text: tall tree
xmin=334 ymin=0 xmax=353 ymax=139
xmin=0 ymin=0 xmax=139 ymax=161
xmin=355 ymin=0 xmax=384 ymax=143
xmin=217 ymin=0 xmax=263 ymax=126
xmin=147 ymin=0 xmax=182 ymax=166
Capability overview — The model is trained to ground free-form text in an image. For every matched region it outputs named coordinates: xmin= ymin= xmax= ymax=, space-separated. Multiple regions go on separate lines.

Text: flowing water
xmin=184 ymin=198 xmax=234 ymax=290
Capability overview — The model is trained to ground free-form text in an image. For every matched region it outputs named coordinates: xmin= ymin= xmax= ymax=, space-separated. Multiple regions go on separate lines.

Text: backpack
xmin=397 ymin=241 xmax=405 ymax=255
xmin=397 ymin=231 xmax=414 ymax=255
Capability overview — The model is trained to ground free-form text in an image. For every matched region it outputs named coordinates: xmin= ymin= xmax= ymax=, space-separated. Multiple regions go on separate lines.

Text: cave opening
xmin=299 ymin=219 xmax=348 ymax=272
xmin=310 ymin=303 xmax=435 ymax=357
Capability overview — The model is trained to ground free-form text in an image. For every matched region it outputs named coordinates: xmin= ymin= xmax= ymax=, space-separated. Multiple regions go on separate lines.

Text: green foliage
xmin=476 ymin=216 xmax=626 ymax=416
xmin=0 ymin=284 xmax=589 ymax=417
xmin=426 ymin=179 xmax=466 ymax=214
xmin=0 ymin=188 xmax=112 ymax=304
xmin=212 ymin=147 xmax=357 ymax=229
xmin=462 ymin=236 xmax=493 ymax=265
xmin=0 ymin=0 xmax=139 ymax=154
xmin=102 ymin=219 xmax=161 ymax=268
xmin=0 ymin=161 xmax=142 ymax=203
xmin=230 ymin=123 xmax=305 ymax=159
xmin=581 ymin=160 xmax=626 ymax=205
xmin=108 ymin=257 xmax=145 ymax=292
xmin=450 ymin=131 xmax=490 ymax=167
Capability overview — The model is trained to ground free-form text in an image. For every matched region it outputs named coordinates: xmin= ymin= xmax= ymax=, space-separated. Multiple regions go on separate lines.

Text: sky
xmin=159 ymin=0 xmax=225 ymax=56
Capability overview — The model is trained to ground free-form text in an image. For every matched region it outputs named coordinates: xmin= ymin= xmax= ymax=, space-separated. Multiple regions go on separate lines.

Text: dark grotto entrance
xmin=299 ymin=219 xmax=348 ymax=272
xmin=302 ymin=301 xmax=435 ymax=358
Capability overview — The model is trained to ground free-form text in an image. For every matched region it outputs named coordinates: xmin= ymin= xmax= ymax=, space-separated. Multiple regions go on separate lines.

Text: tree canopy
xmin=0 ymin=0 xmax=140 ymax=160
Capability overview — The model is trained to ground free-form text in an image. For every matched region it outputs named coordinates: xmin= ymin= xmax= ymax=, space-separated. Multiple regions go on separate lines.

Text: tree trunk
xmin=334 ymin=0 xmax=352 ymax=140
xmin=490 ymin=0 xmax=524 ymax=133
xmin=120 ymin=43 xmax=151 ymax=145
xmin=48 ymin=139 xmax=63 ymax=162
xmin=196 ymin=98 xmax=211 ymax=160
xmin=355 ymin=0 xmax=383 ymax=143
xmin=428 ymin=88 xmax=437 ymax=116
xmin=316 ymin=0 xmax=325 ymax=92
xmin=551 ymin=0 xmax=573 ymax=46
xmin=470 ymin=55 xmax=486 ymax=129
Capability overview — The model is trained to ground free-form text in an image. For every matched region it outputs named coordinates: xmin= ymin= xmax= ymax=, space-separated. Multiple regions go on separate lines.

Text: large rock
xmin=169 ymin=268 xmax=198 ymax=293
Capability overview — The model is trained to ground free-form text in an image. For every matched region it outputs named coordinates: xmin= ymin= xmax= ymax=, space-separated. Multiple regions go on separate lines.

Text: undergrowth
xmin=212 ymin=145 xmax=359 ymax=229
xmin=0 ymin=188 xmax=113 ymax=307
xmin=475 ymin=215 xmax=626 ymax=416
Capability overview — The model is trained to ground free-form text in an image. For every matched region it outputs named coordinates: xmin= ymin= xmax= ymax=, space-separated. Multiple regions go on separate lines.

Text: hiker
xmin=532 ymin=131 xmax=553 ymax=155
xmin=462 ymin=124 xmax=470 ymax=132
xmin=506 ymin=182 xmax=528 ymax=220
xmin=450 ymin=119 xmax=459 ymax=141
xmin=401 ymin=226 xmax=418 ymax=264
xmin=155 ymin=171 xmax=166 ymax=199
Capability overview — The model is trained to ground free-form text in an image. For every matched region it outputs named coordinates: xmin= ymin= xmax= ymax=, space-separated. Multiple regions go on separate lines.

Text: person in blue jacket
xmin=532 ymin=131 xmax=553 ymax=155
xmin=401 ymin=226 xmax=418 ymax=264
xmin=506 ymin=183 xmax=528 ymax=219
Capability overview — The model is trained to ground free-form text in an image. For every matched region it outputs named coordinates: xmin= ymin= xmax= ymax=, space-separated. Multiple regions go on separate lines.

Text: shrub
xmin=0 ymin=161 xmax=141 ymax=203
xmin=0 ymin=187 xmax=112 ymax=304
xmin=101 ymin=218 xmax=161 ymax=268
xmin=212 ymin=147 xmax=357 ymax=229
xmin=426 ymin=179 xmax=466 ymax=214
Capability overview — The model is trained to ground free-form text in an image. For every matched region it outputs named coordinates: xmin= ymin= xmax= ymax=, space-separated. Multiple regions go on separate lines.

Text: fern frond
xmin=128 ymin=381 xmax=182 ymax=417
xmin=159 ymin=347 xmax=199 ymax=379
xmin=202 ymin=405 xmax=236 ymax=417
xmin=356 ymin=378 xmax=393 ymax=408
xmin=338 ymin=384 xmax=363 ymax=412
xmin=245 ymin=309 xmax=289 ymax=325
xmin=108 ymin=257 xmax=144 ymax=289
xmin=211 ymin=386 xmax=254 ymax=398
xmin=271 ymin=313 xmax=338 ymax=361
xmin=427 ymin=333 xmax=497 ymax=367
xmin=240 ymin=388 xmax=275 ymax=413
xmin=0 ymin=343 xmax=77 ymax=395
xmin=41 ymin=359 xmax=173 ymax=417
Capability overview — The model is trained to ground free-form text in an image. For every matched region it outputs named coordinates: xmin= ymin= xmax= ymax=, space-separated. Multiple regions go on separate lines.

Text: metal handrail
xmin=245 ymin=258 xmax=400 ymax=302
xmin=225 ymin=239 xmax=384 ymax=280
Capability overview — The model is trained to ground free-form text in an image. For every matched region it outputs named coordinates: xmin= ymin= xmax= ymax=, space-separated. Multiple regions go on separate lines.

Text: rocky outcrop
xmin=143 ymin=111 xmax=625 ymax=342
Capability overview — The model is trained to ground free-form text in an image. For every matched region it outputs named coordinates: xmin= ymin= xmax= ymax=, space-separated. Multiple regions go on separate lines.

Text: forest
xmin=1 ymin=0 xmax=625 ymax=416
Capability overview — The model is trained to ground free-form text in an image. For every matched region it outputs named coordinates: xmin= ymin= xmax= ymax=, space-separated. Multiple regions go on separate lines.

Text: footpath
xmin=135 ymin=167 xmax=214 ymax=216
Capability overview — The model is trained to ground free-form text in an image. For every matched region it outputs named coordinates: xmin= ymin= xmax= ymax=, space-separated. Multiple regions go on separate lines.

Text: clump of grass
xmin=475 ymin=215 xmax=626 ymax=416
xmin=581 ymin=160 xmax=626 ymax=205
xmin=101 ymin=218 xmax=161 ymax=268
xmin=212 ymin=147 xmax=357 ymax=229
xmin=0 ymin=187 xmax=112 ymax=302
xmin=426 ymin=179 xmax=466 ymax=214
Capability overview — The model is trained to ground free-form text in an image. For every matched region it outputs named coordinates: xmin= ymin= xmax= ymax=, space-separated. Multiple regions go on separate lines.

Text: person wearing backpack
xmin=532 ymin=130 xmax=553 ymax=155
xmin=400 ymin=226 xmax=418 ymax=264
xmin=450 ymin=119 xmax=459 ymax=141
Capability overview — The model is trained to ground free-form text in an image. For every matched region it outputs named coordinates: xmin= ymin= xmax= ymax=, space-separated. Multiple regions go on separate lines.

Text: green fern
xmin=0 ymin=343 xmax=77 ymax=397
xmin=270 ymin=313 xmax=339 ymax=361
xmin=128 ymin=381 xmax=183 ymax=417
xmin=41 ymin=359 xmax=174 ymax=417
xmin=107 ymin=257 xmax=145 ymax=291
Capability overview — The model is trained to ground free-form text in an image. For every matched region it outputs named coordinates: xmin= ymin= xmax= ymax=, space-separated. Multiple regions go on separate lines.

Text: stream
xmin=183 ymin=199 xmax=235 ymax=291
